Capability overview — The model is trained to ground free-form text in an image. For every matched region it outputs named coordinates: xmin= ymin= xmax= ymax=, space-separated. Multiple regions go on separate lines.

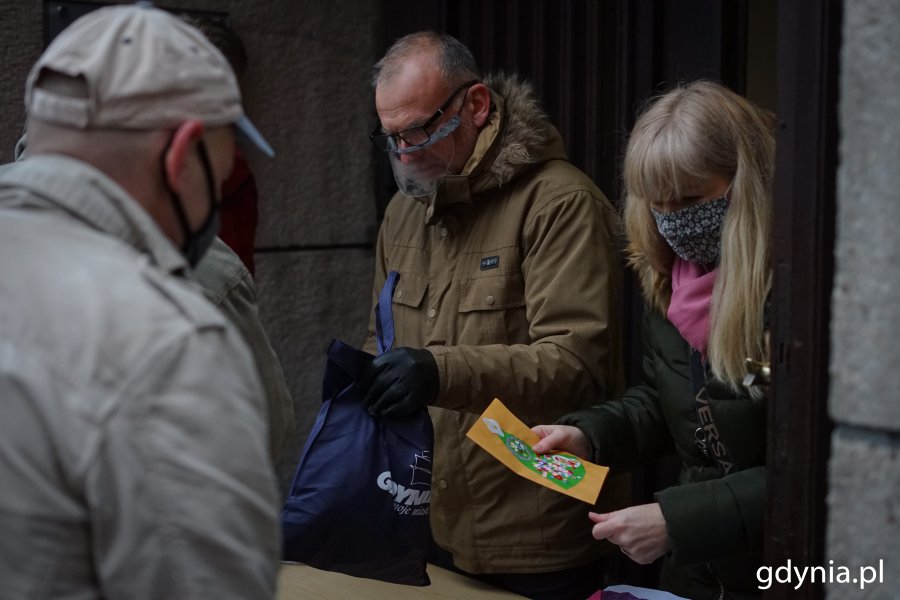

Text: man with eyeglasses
xmin=357 ymin=31 xmax=630 ymax=599
xmin=369 ymin=77 xmax=478 ymax=197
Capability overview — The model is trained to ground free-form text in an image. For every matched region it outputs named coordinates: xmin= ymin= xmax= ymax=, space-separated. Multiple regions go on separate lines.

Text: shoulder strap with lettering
xmin=690 ymin=350 xmax=736 ymax=475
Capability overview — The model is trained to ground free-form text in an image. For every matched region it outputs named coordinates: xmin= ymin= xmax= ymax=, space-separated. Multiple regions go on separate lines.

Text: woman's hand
xmin=531 ymin=424 xmax=591 ymax=459
xmin=588 ymin=503 xmax=671 ymax=564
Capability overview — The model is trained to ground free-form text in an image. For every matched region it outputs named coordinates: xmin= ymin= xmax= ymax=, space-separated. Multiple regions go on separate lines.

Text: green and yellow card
xmin=466 ymin=398 xmax=609 ymax=504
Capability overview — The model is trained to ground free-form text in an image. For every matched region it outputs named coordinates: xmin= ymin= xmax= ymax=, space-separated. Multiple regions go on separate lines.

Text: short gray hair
xmin=371 ymin=31 xmax=480 ymax=90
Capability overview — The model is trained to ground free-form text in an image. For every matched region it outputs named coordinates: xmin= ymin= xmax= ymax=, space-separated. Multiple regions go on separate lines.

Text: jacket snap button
xmin=485 ymin=295 xmax=495 ymax=306
xmin=440 ymin=227 xmax=449 ymax=237
xmin=396 ymin=290 xmax=403 ymax=298
xmin=439 ymin=479 xmax=448 ymax=489
xmin=428 ymin=308 xmax=437 ymax=318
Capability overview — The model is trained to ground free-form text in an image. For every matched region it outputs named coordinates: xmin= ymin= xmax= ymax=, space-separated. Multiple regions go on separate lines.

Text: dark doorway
xmin=376 ymin=1 xmax=834 ymax=594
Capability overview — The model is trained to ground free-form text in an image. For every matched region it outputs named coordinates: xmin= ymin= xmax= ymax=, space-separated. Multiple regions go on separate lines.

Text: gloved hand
xmin=359 ymin=347 xmax=439 ymax=419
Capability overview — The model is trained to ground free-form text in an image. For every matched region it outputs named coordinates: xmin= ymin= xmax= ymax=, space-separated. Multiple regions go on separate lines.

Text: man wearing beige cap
xmin=0 ymin=4 xmax=279 ymax=599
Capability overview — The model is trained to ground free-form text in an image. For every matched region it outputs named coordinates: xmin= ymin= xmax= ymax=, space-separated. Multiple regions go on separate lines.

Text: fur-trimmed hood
xmin=468 ymin=73 xmax=567 ymax=193
xmin=421 ymin=73 xmax=569 ymax=221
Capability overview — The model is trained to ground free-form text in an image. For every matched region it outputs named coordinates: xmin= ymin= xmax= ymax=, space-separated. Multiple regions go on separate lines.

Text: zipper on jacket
xmin=707 ymin=563 xmax=725 ymax=600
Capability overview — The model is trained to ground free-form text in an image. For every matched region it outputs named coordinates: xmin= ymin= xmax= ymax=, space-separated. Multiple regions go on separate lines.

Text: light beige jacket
xmin=193 ymin=237 xmax=295 ymax=464
xmin=365 ymin=75 xmax=630 ymax=573
xmin=0 ymin=156 xmax=279 ymax=599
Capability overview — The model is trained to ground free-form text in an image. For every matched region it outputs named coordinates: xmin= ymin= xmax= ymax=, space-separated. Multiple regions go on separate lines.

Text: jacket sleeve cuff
xmin=655 ymin=468 xmax=764 ymax=566
xmin=426 ymin=345 xmax=454 ymax=408
xmin=556 ymin=393 xmax=672 ymax=471
xmin=556 ymin=407 xmax=631 ymax=467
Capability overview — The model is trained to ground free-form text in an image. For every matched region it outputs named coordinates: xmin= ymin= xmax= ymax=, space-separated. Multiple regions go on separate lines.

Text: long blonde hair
xmin=622 ymin=80 xmax=775 ymax=393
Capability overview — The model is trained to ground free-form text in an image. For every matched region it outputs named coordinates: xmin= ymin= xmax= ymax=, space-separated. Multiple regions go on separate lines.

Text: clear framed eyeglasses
xmin=369 ymin=79 xmax=478 ymax=152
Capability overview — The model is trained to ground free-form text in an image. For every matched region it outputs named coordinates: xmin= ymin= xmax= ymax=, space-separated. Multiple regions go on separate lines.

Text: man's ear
xmin=163 ymin=120 xmax=205 ymax=192
xmin=469 ymin=83 xmax=492 ymax=128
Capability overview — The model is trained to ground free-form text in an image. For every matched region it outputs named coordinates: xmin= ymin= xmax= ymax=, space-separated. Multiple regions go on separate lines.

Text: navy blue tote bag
xmin=281 ymin=272 xmax=434 ymax=586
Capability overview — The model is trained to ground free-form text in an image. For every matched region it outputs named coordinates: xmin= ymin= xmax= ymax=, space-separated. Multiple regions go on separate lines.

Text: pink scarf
xmin=668 ymin=258 xmax=717 ymax=356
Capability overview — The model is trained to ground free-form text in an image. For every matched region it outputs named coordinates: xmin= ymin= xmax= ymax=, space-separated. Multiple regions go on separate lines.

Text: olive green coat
xmin=559 ymin=308 xmax=766 ymax=600
xmin=364 ymin=74 xmax=630 ymax=573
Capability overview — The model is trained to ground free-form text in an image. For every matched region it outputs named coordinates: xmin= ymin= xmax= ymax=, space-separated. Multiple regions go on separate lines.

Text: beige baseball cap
xmin=25 ymin=2 xmax=274 ymax=157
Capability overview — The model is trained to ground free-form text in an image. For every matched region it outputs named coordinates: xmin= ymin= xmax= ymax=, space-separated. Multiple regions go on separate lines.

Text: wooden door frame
xmin=765 ymin=1 xmax=841 ymax=598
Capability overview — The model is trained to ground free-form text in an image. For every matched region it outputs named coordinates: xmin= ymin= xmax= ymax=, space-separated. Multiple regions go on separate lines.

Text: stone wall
xmin=828 ymin=0 xmax=900 ymax=596
xmin=0 ymin=2 xmax=43 ymax=158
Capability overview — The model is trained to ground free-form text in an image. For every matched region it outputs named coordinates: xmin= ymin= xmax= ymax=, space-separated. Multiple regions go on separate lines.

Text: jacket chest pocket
xmin=457 ymin=273 xmax=527 ymax=345
xmin=391 ymin=273 xmax=429 ymax=345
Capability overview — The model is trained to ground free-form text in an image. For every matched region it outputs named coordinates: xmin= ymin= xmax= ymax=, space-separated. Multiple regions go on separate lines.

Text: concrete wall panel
xmin=826 ymin=429 xmax=899 ymax=598
xmin=255 ymin=249 xmax=374 ymax=489
xmin=0 ymin=2 xmax=43 ymax=160
xmin=828 ymin=1 xmax=900 ymax=598
xmin=830 ymin=0 xmax=900 ymax=432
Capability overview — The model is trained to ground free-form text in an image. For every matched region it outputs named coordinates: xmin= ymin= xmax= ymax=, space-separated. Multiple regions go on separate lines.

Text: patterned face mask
xmin=652 ymin=195 xmax=729 ymax=266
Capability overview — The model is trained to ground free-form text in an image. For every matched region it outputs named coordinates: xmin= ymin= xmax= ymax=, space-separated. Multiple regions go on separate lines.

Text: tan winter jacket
xmin=365 ymin=74 xmax=630 ymax=573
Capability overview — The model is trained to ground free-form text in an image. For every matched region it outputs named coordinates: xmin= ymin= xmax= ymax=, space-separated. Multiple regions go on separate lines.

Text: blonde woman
xmin=533 ymin=80 xmax=773 ymax=600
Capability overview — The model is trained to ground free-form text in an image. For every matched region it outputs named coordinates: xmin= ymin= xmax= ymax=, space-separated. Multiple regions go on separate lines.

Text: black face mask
xmin=162 ymin=137 xmax=220 ymax=267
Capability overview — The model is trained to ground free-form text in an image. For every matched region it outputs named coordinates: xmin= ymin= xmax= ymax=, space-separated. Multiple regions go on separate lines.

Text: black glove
xmin=359 ymin=347 xmax=439 ymax=419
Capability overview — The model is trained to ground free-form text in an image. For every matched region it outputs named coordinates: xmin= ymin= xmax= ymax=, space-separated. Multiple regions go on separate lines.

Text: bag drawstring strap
xmin=375 ymin=271 xmax=400 ymax=356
